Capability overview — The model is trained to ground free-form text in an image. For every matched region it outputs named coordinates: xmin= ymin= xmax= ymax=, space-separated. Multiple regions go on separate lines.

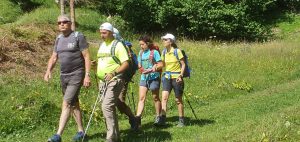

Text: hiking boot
xmin=177 ymin=117 xmax=185 ymax=127
xmin=47 ymin=134 xmax=61 ymax=142
xmin=160 ymin=115 xmax=166 ymax=126
xmin=136 ymin=116 xmax=141 ymax=128
xmin=153 ymin=116 xmax=162 ymax=126
xmin=73 ymin=131 xmax=85 ymax=142
xmin=129 ymin=116 xmax=138 ymax=130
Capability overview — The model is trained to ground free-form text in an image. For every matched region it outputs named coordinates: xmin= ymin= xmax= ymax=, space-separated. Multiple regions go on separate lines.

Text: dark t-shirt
xmin=54 ymin=31 xmax=88 ymax=74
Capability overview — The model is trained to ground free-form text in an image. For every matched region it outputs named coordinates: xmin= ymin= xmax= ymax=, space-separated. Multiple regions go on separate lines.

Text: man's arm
xmin=115 ymin=60 xmax=129 ymax=74
xmin=82 ymin=49 xmax=91 ymax=87
xmin=44 ymin=52 xmax=58 ymax=82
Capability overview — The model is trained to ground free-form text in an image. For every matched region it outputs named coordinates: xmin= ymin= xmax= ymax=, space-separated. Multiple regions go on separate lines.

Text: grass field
xmin=2 ymin=39 xmax=300 ymax=141
xmin=1 ymin=0 xmax=300 ymax=141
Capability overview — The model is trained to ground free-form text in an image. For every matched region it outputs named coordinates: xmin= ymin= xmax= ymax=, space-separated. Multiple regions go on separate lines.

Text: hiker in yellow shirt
xmin=97 ymin=22 xmax=129 ymax=142
xmin=160 ymin=33 xmax=186 ymax=127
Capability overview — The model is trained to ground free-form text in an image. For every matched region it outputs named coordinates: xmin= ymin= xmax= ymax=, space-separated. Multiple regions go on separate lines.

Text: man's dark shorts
xmin=162 ymin=78 xmax=184 ymax=97
xmin=139 ymin=78 xmax=160 ymax=91
xmin=60 ymin=72 xmax=84 ymax=106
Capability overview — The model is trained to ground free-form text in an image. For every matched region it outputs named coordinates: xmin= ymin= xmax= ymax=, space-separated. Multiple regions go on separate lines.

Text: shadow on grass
xmin=167 ymin=116 xmax=215 ymax=127
xmin=86 ymin=128 xmax=171 ymax=142
xmin=121 ymin=128 xmax=172 ymax=142
xmin=85 ymin=116 xmax=213 ymax=141
xmin=85 ymin=132 xmax=106 ymax=141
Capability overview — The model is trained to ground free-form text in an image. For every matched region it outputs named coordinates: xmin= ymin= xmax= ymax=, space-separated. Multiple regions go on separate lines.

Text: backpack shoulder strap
xmin=174 ymin=48 xmax=180 ymax=61
xmin=162 ymin=48 xmax=168 ymax=60
xmin=57 ymin=34 xmax=63 ymax=39
xmin=149 ymin=49 xmax=155 ymax=64
xmin=111 ymin=40 xmax=121 ymax=64
xmin=74 ymin=31 xmax=79 ymax=38
xmin=74 ymin=31 xmax=80 ymax=46
xmin=139 ymin=50 xmax=143 ymax=60
xmin=55 ymin=34 xmax=63 ymax=51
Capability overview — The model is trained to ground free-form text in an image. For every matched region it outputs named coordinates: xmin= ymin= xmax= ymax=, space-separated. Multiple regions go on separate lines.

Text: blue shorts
xmin=139 ymin=78 xmax=161 ymax=91
xmin=162 ymin=78 xmax=184 ymax=97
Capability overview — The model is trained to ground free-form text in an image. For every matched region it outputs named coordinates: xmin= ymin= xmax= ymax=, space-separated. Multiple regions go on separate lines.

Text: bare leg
xmin=57 ymin=100 xmax=72 ymax=135
xmin=175 ymin=96 xmax=184 ymax=117
xmin=161 ymin=91 xmax=170 ymax=116
xmin=151 ymin=89 xmax=161 ymax=116
xmin=72 ymin=101 xmax=84 ymax=132
xmin=136 ymin=86 xmax=148 ymax=116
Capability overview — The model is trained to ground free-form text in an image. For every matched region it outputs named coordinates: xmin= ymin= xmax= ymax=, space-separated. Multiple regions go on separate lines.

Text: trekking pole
xmin=184 ymin=94 xmax=198 ymax=120
xmin=130 ymin=82 xmax=136 ymax=112
xmin=126 ymin=82 xmax=132 ymax=109
xmin=82 ymin=74 xmax=107 ymax=142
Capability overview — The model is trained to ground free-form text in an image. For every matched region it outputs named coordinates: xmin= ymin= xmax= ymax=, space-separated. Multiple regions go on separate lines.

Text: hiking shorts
xmin=162 ymin=78 xmax=184 ymax=97
xmin=60 ymin=73 xmax=84 ymax=106
xmin=139 ymin=78 xmax=160 ymax=91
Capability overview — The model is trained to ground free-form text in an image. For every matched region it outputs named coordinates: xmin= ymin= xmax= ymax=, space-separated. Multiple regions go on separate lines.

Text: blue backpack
xmin=111 ymin=40 xmax=139 ymax=82
xmin=162 ymin=48 xmax=191 ymax=78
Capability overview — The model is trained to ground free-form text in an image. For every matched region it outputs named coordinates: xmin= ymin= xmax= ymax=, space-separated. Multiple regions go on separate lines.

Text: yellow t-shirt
xmin=97 ymin=40 xmax=129 ymax=81
xmin=161 ymin=47 xmax=183 ymax=79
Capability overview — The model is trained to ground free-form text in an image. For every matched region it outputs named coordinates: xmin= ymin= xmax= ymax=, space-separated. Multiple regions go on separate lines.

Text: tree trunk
xmin=60 ymin=0 xmax=65 ymax=15
xmin=70 ymin=0 xmax=75 ymax=31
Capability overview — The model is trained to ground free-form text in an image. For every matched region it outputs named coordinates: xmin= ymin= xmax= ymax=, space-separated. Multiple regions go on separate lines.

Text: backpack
xmin=162 ymin=48 xmax=191 ymax=78
xmin=139 ymin=44 xmax=162 ymax=73
xmin=111 ymin=40 xmax=139 ymax=82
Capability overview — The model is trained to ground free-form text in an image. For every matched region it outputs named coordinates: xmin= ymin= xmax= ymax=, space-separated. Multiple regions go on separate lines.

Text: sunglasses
xmin=57 ymin=21 xmax=70 ymax=25
xmin=162 ymin=39 xmax=169 ymax=41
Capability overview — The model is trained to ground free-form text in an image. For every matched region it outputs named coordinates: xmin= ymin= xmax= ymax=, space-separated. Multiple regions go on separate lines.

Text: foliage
xmin=2 ymin=39 xmax=300 ymax=141
xmin=91 ymin=0 xmax=279 ymax=40
xmin=0 ymin=0 xmax=22 ymax=24
xmin=277 ymin=0 xmax=300 ymax=12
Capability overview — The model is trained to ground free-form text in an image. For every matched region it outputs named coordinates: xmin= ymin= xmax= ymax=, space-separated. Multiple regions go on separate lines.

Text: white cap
xmin=99 ymin=22 xmax=113 ymax=32
xmin=113 ymin=28 xmax=123 ymax=40
xmin=161 ymin=33 xmax=176 ymax=42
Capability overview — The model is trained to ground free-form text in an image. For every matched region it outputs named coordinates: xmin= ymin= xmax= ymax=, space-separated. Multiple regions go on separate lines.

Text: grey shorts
xmin=162 ymin=78 xmax=184 ymax=97
xmin=139 ymin=78 xmax=160 ymax=91
xmin=60 ymin=73 xmax=84 ymax=105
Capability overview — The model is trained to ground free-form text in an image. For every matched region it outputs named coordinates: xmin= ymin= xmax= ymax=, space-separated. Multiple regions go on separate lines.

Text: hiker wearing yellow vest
xmin=97 ymin=22 xmax=129 ymax=142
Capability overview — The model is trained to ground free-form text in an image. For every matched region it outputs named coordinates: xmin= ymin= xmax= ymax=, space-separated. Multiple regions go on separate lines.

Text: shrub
xmin=115 ymin=0 xmax=278 ymax=40
xmin=0 ymin=0 xmax=22 ymax=24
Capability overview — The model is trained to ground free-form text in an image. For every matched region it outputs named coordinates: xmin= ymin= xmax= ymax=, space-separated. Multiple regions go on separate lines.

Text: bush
xmin=114 ymin=0 xmax=278 ymax=40
xmin=0 ymin=0 xmax=22 ymax=24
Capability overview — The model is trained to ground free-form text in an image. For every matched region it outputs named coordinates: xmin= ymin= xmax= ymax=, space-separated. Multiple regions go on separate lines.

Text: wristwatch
xmin=85 ymin=72 xmax=90 ymax=77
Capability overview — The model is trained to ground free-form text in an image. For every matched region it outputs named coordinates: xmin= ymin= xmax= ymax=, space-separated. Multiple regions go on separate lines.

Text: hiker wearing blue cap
xmin=45 ymin=14 xmax=91 ymax=142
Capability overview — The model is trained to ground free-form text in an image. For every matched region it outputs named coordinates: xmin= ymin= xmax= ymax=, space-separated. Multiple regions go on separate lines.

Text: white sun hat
xmin=161 ymin=33 xmax=176 ymax=42
xmin=99 ymin=22 xmax=113 ymax=32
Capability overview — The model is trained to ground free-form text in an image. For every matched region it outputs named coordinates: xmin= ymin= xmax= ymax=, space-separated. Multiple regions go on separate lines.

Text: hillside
xmin=1 ymin=0 xmax=300 ymax=141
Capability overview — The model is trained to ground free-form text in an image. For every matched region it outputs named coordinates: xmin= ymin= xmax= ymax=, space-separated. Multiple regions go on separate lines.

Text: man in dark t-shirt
xmin=44 ymin=15 xmax=91 ymax=142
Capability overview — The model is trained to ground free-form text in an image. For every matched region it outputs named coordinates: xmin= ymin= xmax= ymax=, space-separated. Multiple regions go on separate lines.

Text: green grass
xmin=0 ymin=0 xmax=22 ymax=24
xmin=2 ymin=3 xmax=300 ymax=142
xmin=275 ymin=14 xmax=300 ymax=41
xmin=2 ymin=39 xmax=300 ymax=141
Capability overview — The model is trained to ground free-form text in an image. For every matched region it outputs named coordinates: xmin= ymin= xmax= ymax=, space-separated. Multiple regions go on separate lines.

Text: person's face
xmin=139 ymin=40 xmax=149 ymax=51
xmin=100 ymin=29 xmax=113 ymax=41
xmin=162 ymin=38 xmax=172 ymax=47
xmin=57 ymin=20 xmax=72 ymax=32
